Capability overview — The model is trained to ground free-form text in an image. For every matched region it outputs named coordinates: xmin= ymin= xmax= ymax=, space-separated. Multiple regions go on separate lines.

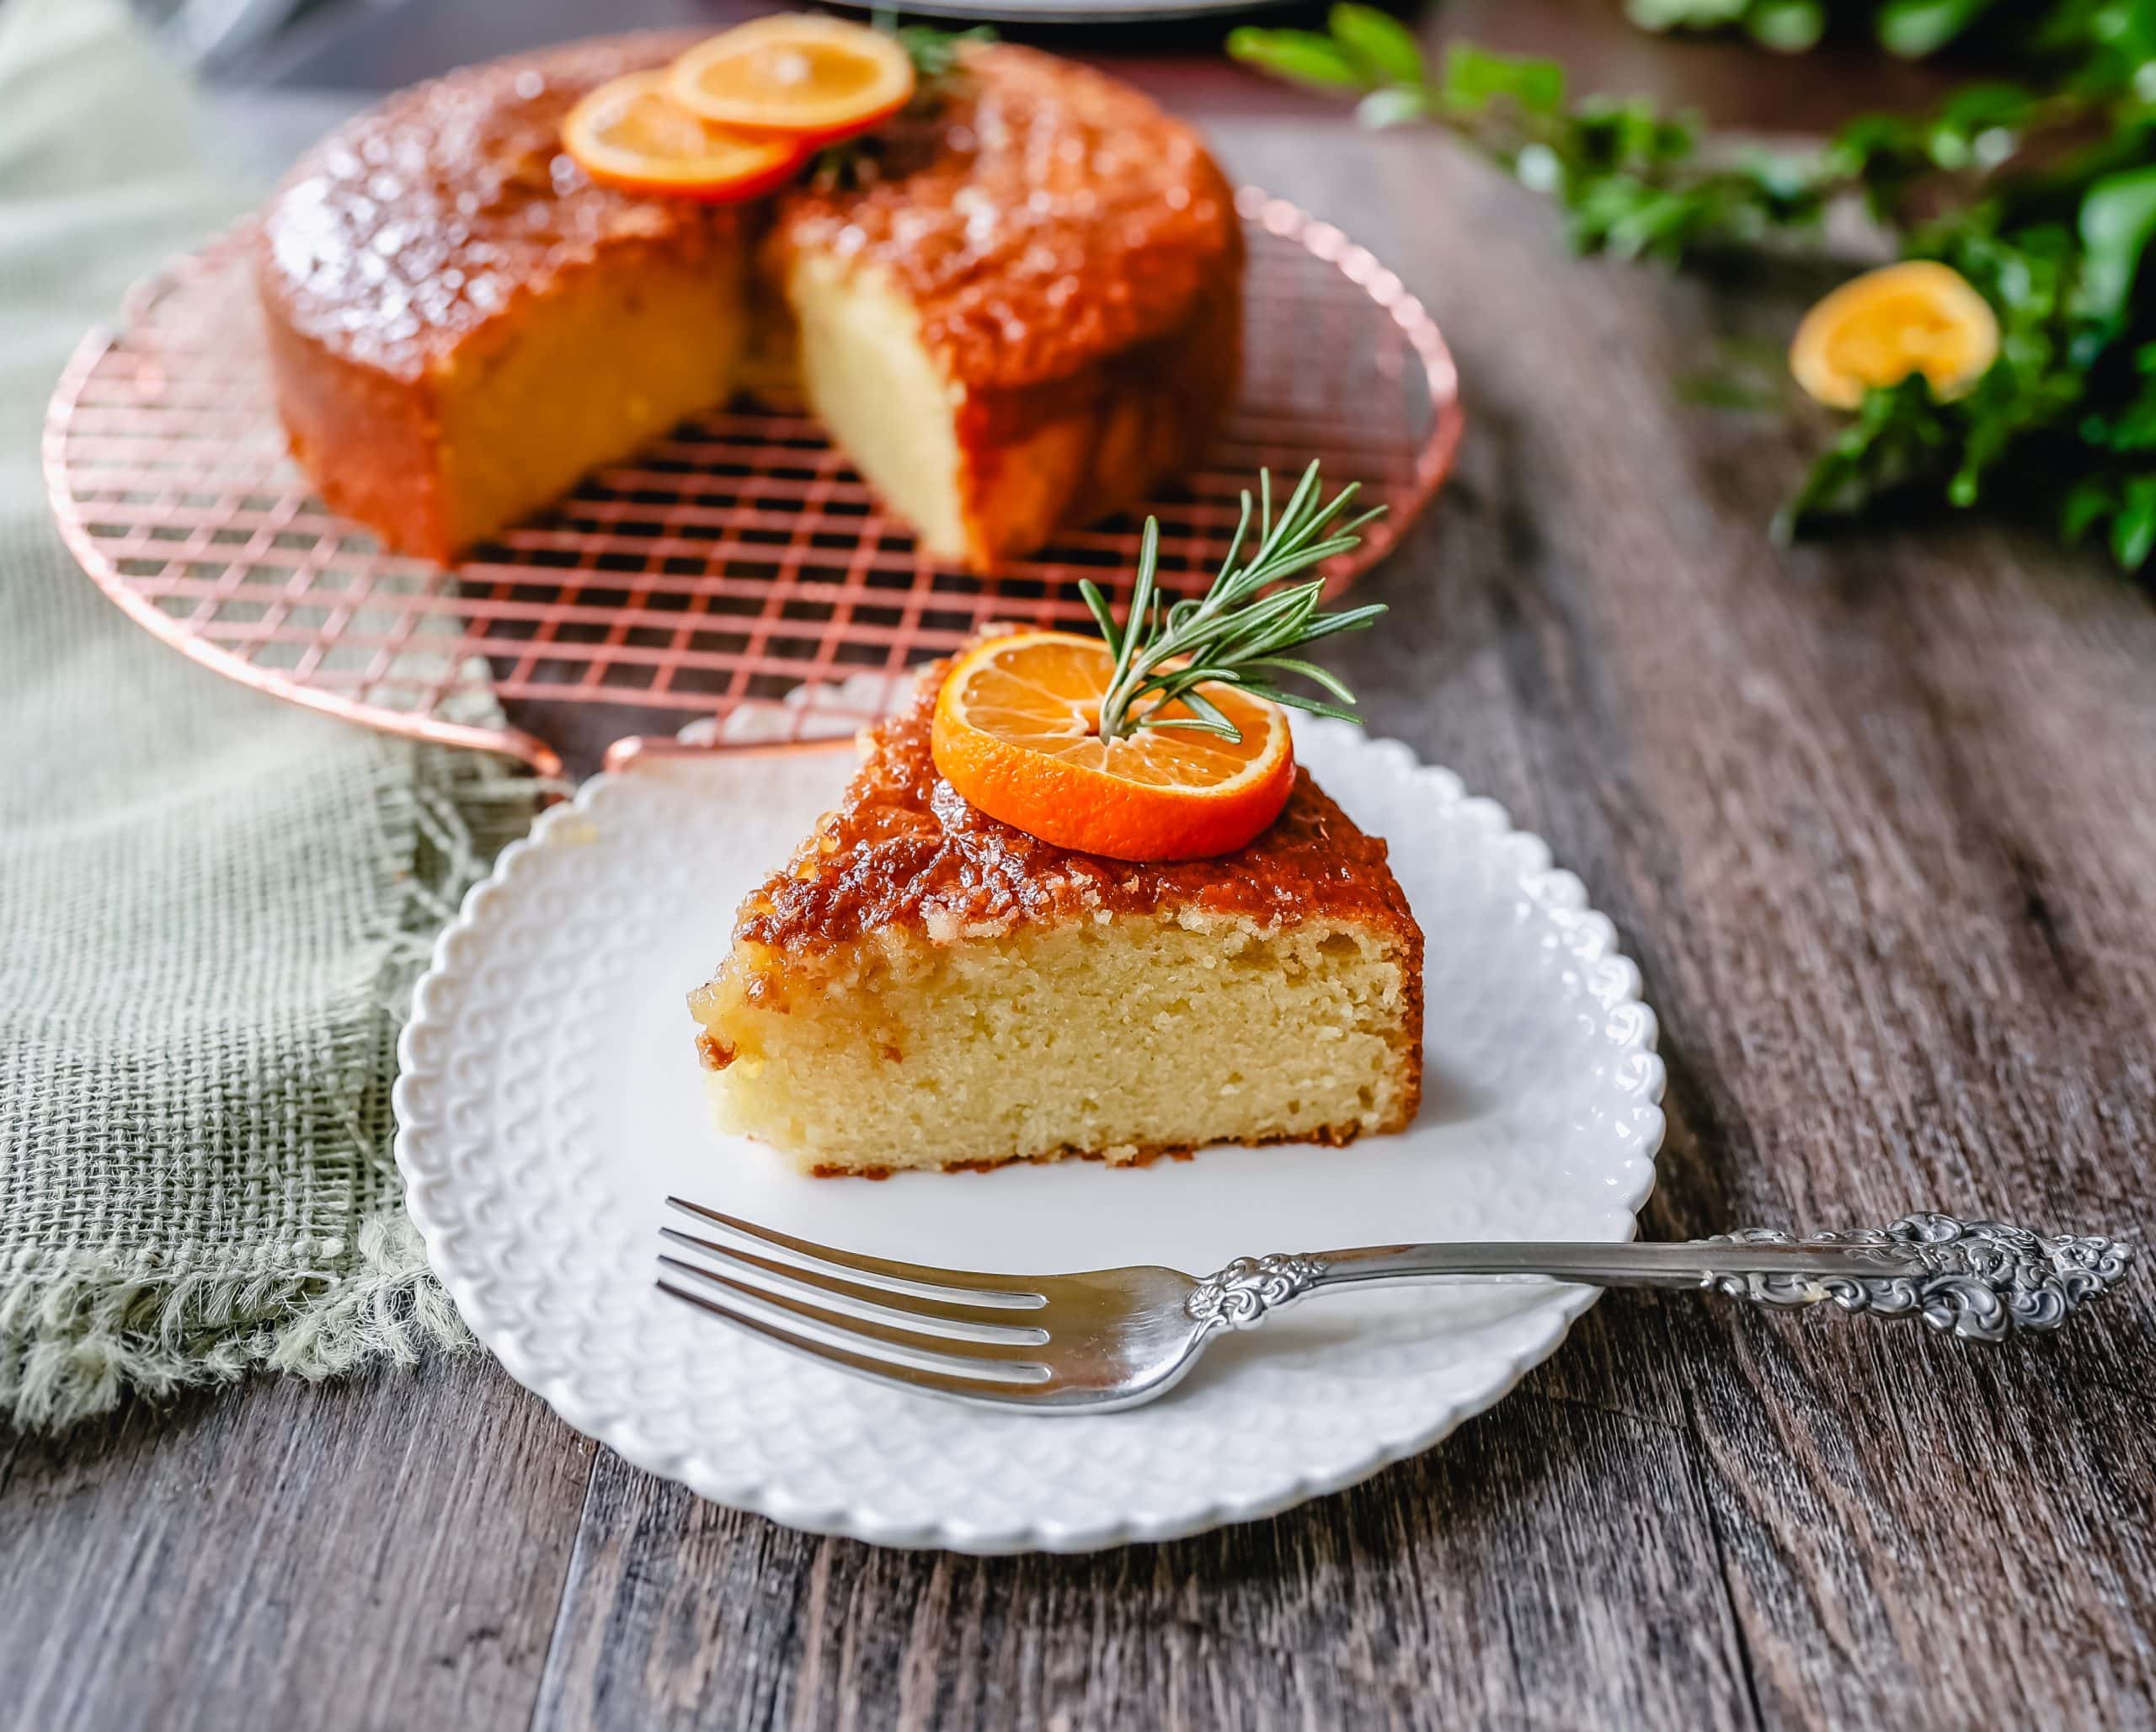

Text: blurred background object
xmin=132 ymin=0 xmax=323 ymax=73
xmin=136 ymin=0 xmax=1956 ymax=127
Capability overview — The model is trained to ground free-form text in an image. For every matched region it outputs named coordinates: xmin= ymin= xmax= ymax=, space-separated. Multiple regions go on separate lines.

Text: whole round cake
xmin=256 ymin=32 xmax=1244 ymax=571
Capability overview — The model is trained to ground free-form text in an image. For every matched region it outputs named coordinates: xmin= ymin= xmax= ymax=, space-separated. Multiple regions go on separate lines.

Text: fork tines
xmin=656 ymin=1196 xmax=1056 ymax=1402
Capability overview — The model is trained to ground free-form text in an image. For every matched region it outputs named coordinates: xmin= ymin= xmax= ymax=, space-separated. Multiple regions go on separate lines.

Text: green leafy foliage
xmin=1328 ymin=3 xmax=1427 ymax=85
xmin=1617 ymin=0 xmax=2048 ymax=59
xmin=1230 ymin=4 xmax=2156 ymax=575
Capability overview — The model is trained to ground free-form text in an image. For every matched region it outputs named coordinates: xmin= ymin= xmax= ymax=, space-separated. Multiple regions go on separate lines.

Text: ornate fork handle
xmin=1187 ymin=1213 xmax=2133 ymax=1344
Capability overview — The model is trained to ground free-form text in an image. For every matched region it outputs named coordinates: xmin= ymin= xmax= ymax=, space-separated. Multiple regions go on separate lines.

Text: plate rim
xmin=393 ymin=725 xmax=1666 ymax=1553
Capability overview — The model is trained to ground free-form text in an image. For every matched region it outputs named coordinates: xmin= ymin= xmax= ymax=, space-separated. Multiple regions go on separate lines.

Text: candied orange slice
xmin=668 ymin=15 xmax=916 ymax=146
xmin=562 ymin=72 xmax=808 ymax=202
xmin=930 ymin=632 xmax=1297 ymax=863
xmin=1790 ymin=260 xmax=2001 ymax=409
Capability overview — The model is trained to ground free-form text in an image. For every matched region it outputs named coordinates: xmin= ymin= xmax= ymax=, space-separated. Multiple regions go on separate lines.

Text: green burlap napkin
xmin=0 ymin=0 xmax=533 ymax=1430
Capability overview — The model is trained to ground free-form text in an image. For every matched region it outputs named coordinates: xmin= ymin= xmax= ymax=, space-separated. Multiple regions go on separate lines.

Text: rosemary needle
xmin=1079 ymin=461 xmax=1388 ymax=743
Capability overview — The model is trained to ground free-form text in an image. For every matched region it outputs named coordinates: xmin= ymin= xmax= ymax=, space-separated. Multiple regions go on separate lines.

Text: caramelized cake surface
xmin=770 ymin=44 xmax=1239 ymax=396
xmin=729 ymin=674 xmax=1416 ymax=951
xmin=258 ymin=34 xmax=735 ymax=380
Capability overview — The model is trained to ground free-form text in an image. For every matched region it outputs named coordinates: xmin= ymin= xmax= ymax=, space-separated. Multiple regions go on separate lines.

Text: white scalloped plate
xmin=394 ymin=706 xmax=1665 ymax=1553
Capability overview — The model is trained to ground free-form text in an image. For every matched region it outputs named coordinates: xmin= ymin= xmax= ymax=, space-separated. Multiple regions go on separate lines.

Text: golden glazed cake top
xmin=258 ymin=33 xmax=741 ymax=381
xmin=730 ymin=659 xmax=1420 ymax=953
xmin=771 ymin=43 xmax=1241 ymax=392
xmin=258 ymin=34 xmax=1240 ymax=392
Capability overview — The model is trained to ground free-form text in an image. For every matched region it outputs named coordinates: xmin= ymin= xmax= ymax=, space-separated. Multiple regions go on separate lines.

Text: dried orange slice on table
xmin=562 ymin=71 xmax=808 ymax=201
xmin=1790 ymin=260 xmax=2001 ymax=409
xmin=669 ymin=14 xmax=918 ymax=147
xmin=931 ymin=631 xmax=1297 ymax=864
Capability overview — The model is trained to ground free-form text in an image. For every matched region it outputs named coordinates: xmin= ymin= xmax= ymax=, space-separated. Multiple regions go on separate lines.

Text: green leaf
xmin=1442 ymin=45 xmax=1565 ymax=115
xmin=1328 ymin=3 xmax=1426 ymax=84
xmin=2062 ymin=476 xmax=2115 ymax=541
xmin=1748 ymin=1 xmax=1825 ymax=51
xmin=1878 ymin=0 xmax=1999 ymax=58
xmin=1294 ymin=603 xmax=1390 ymax=643
xmin=2077 ymin=165 xmax=2156 ymax=322
xmin=1935 ymin=81 xmax=2036 ymax=136
xmin=1236 ymin=685 xmax=1368 ymax=725
xmin=1357 ymin=86 xmax=1431 ymax=130
xmin=2101 ymin=389 xmax=2156 ymax=450
xmin=1125 ymin=519 xmax=1161 ymax=653
xmin=1225 ymin=27 xmax=1369 ymax=89
xmin=1135 ymin=713 xmax=1244 ymax=738
xmin=1077 ymin=579 xmax=1121 ymax=658
xmin=1828 ymin=112 xmax=1925 ymax=179
xmin=1625 ymin=0 xmax=1748 ymax=30
xmin=2111 ymin=476 xmax=2156 ymax=569
xmin=1250 ymin=655 xmax=1358 ymax=702
xmin=891 ymin=22 xmax=995 ymax=80
xmin=1135 ymin=678 xmax=1244 ymax=738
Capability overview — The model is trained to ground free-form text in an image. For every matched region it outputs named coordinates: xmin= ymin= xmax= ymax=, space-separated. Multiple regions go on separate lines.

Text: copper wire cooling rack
xmin=45 ymin=187 xmax=1463 ymax=780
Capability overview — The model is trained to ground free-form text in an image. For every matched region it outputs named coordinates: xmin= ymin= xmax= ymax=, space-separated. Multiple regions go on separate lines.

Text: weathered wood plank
xmin=1334 ymin=120 xmax=2156 ymax=1731
xmin=530 ymin=1317 xmax=1753 ymax=1732
xmin=0 ymin=1357 xmax=593 ymax=1732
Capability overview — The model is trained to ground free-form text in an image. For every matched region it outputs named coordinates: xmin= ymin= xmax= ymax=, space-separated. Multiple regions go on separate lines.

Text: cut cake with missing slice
xmin=254 ymin=36 xmax=1241 ymax=573
xmin=687 ymin=659 xmax=1424 ymax=1176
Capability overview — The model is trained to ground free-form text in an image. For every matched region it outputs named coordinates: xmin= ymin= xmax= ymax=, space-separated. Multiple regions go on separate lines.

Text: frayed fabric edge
xmin=0 ymin=745 xmax=540 ymax=1435
xmin=0 ymin=1207 xmax=473 ymax=1432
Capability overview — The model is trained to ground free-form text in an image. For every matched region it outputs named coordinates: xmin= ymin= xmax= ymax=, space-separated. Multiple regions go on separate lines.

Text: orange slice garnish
xmin=930 ymin=632 xmax=1297 ymax=863
xmin=562 ymin=72 xmax=808 ymax=203
xmin=668 ymin=15 xmax=916 ymax=147
xmin=1790 ymin=261 xmax=2000 ymax=409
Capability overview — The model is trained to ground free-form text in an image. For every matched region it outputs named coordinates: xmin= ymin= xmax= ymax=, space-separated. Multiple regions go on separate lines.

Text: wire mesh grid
xmin=45 ymin=186 xmax=1462 ymax=778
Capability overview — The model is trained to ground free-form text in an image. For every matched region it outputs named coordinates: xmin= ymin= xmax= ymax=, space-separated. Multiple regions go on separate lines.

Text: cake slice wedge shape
xmin=687 ymin=662 xmax=1424 ymax=1176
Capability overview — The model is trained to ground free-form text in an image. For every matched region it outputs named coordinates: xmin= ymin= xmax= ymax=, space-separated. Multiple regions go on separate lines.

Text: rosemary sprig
xmin=890 ymin=19 xmax=995 ymax=81
xmin=1080 ymin=463 xmax=1388 ymax=743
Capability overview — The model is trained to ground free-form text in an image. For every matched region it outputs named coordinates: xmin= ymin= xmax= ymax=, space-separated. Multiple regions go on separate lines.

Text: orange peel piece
xmin=562 ymin=71 xmax=808 ymax=203
xmin=930 ymin=632 xmax=1297 ymax=862
xmin=1790 ymin=260 xmax=2001 ymax=409
xmin=668 ymin=15 xmax=916 ymax=147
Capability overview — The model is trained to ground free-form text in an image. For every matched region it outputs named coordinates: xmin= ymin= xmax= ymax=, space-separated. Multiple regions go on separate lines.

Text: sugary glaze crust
xmin=729 ymin=656 xmax=1423 ymax=957
xmin=260 ymin=35 xmax=1235 ymax=391
xmin=258 ymin=33 xmax=739 ymax=381
xmin=770 ymin=43 xmax=1241 ymax=394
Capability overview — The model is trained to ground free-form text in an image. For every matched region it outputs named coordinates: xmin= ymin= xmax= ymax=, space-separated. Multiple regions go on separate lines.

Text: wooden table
xmin=8 ymin=15 xmax=2156 ymax=1730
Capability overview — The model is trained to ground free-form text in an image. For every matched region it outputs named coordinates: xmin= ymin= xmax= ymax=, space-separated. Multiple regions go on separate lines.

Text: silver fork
xmin=656 ymin=1200 xmax=2132 ymax=1414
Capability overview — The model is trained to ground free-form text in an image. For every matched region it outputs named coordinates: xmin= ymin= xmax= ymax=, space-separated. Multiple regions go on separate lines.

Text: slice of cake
xmin=686 ymin=654 xmax=1423 ymax=1177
